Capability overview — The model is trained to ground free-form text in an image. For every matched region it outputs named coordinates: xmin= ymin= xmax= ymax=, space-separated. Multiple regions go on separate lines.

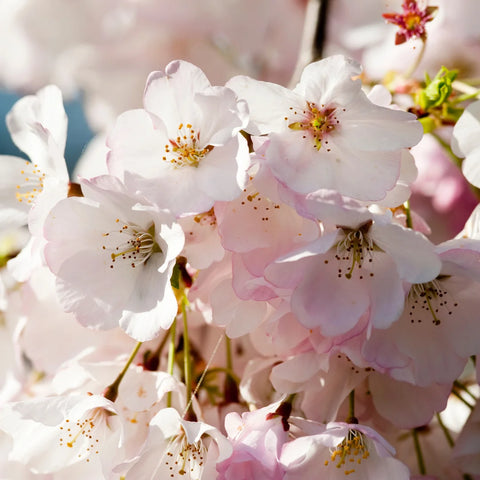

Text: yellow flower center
xmin=324 ymin=430 xmax=370 ymax=475
xmin=287 ymin=102 xmax=341 ymax=151
xmin=162 ymin=123 xmax=213 ymax=168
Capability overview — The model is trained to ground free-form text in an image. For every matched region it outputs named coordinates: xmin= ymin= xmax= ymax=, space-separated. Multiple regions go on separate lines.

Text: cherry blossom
xmin=43 ymin=175 xmax=184 ymax=341
xmin=216 ymin=403 xmax=290 ymax=480
xmin=0 ymin=393 xmax=123 ymax=475
xmin=265 ymin=200 xmax=441 ymax=337
xmin=124 ymin=407 xmax=232 ymax=479
xmin=227 ymin=54 xmax=422 ymax=201
xmin=363 ymin=238 xmax=480 ymax=387
xmin=107 ymin=59 xmax=251 ymax=216
xmin=281 ymin=421 xmax=410 ymax=479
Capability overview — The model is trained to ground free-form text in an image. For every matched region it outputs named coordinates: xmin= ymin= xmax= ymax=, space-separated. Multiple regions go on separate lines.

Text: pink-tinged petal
xmin=6 ymin=85 xmax=68 ymax=177
xmin=266 ymin=131 xmax=336 ymax=194
xmin=372 ymin=223 xmax=441 ymax=283
xmin=452 ymin=99 xmax=480 ymax=158
xmin=195 ymin=136 xmax=249 ymax=201
xmin=452 ymin=401 xmax=480 ymax=474
xmin=143 ymin=60 xmax=210 ymax=130
xmin=369 ymin=373 xmax=450 ymax=428
xmin=340 ymin=96 xmax=423 ymax=151
xmin=292 ymin=189 xmax=372 ymax=227
xmin=376 ymin=150 xmax=418 ymax=208
xmin=126 ymin=168 xmax=213 ymax=216
xmin=270 ymin=352 xmax=327 ymax=394
xmin=290 ymin=255 xmax=370 ymax=336
xmin=120 ymin=259 xmax=178 ymax=341
xmin=300 ymin=354 xmax=369 ymax=424
xmin=461 ymin=146 xmax=480 ymax=188
xmin=107 ymin=109 xmax=170 ymax=180
xmin=53 ymin=250 xmax=133 ymax=330
xmin=43 ymin=197 xmax=109 ymax=273
xmin=226 ymin=75 xmax=304 ymax=135
xmin=232 ymin=253 xmax=278 ymax=301
xmin=326 ymin=146 xmax=401 ymax=201
xmin=368 ymin=255 xmax=405 ymax=330
xmin=296 ymin=55 xmax=362 ymax=106
xmin=216 ymin=177 xmax=319 ymax=255
xmin=27 ymin=175 xmax=68 ymax=236
xmin=210 ymin=277 xmax=267 ymax=338
xmin=195 ymin=87 xmax=248 ymax=145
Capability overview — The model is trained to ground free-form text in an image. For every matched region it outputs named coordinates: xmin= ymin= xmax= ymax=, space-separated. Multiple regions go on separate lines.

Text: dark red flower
xmin=383 ymin=0 xmax=438 ymax=45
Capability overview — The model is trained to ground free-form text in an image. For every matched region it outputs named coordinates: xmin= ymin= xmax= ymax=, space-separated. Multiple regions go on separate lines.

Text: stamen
xmin=334 ymin=221 xmax=377 ymax=280
xmin=102 ymin=221 xmax=161 ymax=269
xmin=163 ymin=123 xmax=214 ymax=168
xmin=408 ymin=276 xmax=458 ymax=325
xmin=163 ymin=429 xmax=207 ymax=478
xmin=324 ymin=429 xmax=370 ymax=475
xmin=15 ymin=161 xmax=46 ymax=204
xmin=287 ymin=102 xmax=340 ymax=151
xmin=58 ymin=407 xmax=107 ymax=463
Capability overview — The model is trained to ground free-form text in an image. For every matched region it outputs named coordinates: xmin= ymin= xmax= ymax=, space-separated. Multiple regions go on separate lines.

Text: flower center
xmin=102 ymin=220 xmax=161 ymax=269
xmin=333 ymin=221 xmax=378 ymax=280
xmin=163 ymin=123 xmax=213 ymax=168
xmin=287 ymin=101 xmax=340 ymax=151
xmin=408 ymin=276 xmax=458 ymax=326
xmin=405 ymin=12 xmax=422 ymax=31
xmin=58 ymin=407 xmax=108 ymax=463
xmin=15 ymin=161 xmax=46 ymax=204
xmin=324 ymin=429 xmax=370 ymax=475
xmin=164 ymin=431 xmax=207 ymax=478
xmin=193 ymin=207 xmax=217 ymax=227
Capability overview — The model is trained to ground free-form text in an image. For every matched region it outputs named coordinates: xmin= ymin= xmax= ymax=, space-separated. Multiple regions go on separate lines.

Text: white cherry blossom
xmin=107 ymin=59 xmax=251 ymax=216
xmin=44 ymin=175 xmax=184 ymax=341
xmin=227 ymin=55 xmax=423 ymax=201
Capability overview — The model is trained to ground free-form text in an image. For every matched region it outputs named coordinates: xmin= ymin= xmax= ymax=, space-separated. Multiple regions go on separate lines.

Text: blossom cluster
xmin=1 ymin=1 xmax=480 ymax=479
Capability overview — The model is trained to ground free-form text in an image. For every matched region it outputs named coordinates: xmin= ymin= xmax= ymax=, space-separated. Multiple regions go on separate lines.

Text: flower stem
xmin=404 ymin=39 xmax=427 ymax=79
xmin=452 ymin=389 xmax=475 ymax=410
xmin=181 ymin=295 xmax=196 ymax=421
xmin=166 ymin=318 xmax=177 ymax=408
xmin=223 ymin=335 xmax=240 ymax=403
xmin=436 ymin=412 xmax=454 ymax=448
xmin=454 ymin=380 xmax=478 ymax=402
xmin=103 ymin=341 xmax=142 ymax=402
xmin=413 ymin=428 xmax=427 ymax=475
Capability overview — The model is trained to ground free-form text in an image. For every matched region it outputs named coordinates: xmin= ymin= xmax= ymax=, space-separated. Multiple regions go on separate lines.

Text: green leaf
xmin=417 ymin=66 xmax=458 ymax=110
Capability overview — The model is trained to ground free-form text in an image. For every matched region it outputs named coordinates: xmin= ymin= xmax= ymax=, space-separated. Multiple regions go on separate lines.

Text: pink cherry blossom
xmin=281 ymin=421 xmax=410 ymax=479
xmin=216 ymin=402 xmax=290 ymax=480
xmin=265 ymin=200 xmax=441 ymax=337
xmin=363 ymin=238 xmax=480 ymax=387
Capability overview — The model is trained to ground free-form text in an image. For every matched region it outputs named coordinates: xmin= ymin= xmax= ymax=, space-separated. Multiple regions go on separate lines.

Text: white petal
xmin=372 ymin=223 xmax=441 ymax=283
